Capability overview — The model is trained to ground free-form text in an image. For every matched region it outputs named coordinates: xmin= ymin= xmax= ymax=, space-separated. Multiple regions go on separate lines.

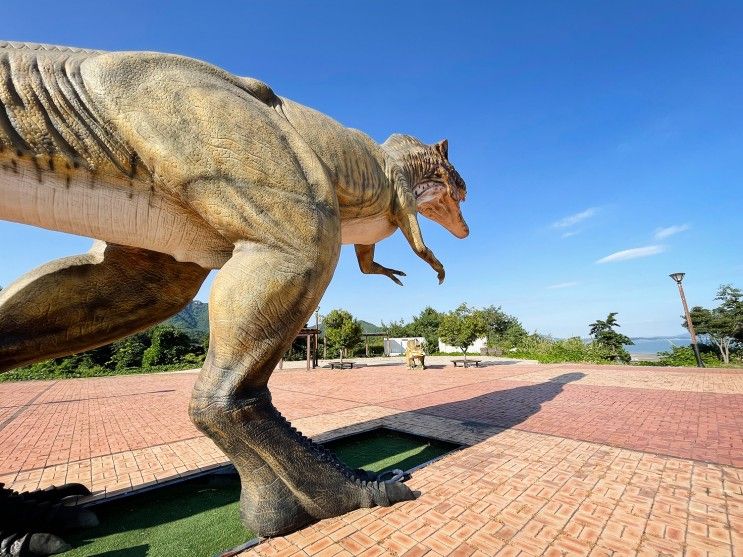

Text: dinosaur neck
xmin=381 ymin=135 xmax=433 ymax=195
xmin=400 ymin=151 xmax=432 ymax=190
xmin=385 ymin=149 xmax=435 ymax=203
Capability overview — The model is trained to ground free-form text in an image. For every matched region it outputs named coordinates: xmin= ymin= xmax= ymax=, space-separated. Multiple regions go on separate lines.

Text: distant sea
xmin=624 ymin=335 xmax=692 ymax=358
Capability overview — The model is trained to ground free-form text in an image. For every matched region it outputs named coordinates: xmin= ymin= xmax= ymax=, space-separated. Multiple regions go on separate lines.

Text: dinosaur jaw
xmin=415 ymin=182 xmax=469 ymax=239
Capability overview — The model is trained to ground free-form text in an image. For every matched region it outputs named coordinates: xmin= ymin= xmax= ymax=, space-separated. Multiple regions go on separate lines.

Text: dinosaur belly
xmin=0 ymin=159 xmax=233 ymax=269
xmin=340 ymin=213 xmax=397 ymax=245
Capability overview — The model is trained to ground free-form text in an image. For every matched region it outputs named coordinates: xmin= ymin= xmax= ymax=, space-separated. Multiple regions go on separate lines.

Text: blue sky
xmin=1 ymin=1 xmax=741 ymax=337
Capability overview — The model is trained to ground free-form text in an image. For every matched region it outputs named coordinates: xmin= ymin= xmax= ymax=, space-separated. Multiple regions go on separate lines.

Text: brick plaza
xmin=0 ymin=360 xmax=741 ymax=555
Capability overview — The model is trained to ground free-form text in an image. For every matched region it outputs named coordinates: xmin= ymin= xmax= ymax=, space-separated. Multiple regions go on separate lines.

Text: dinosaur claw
xmin=386 ymin=272 xmax=404 ymax=286
xmin=370 ymin=479 xmax=418 ymax=506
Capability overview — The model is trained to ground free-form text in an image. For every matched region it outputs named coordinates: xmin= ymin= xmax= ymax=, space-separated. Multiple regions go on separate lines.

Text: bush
xmin=182 ymin=352 xmax=205 ymax=366
xmin=507 ymin=334 xmax=620 ymax=364
xmin=2 ymin=322 xmax=207 ymax=382
xmin=656 ymin=345 xmax=720 ymax=367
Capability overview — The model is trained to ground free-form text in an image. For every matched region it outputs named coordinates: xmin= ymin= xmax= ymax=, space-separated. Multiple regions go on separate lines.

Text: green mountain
xmin=167 ymin=302 xmax=382 ymax=338
xmin=167 ymin=300 xmax=210 ymax=338
xmin=313 ymin=318 xmax=381 ymax=335
xmin=359 ymin=320 xmax=382 ymax=334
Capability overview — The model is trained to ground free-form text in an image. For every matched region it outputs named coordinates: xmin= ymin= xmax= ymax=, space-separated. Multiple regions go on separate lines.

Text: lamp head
xmin=669 ymin=272 xmax=685 ymax=284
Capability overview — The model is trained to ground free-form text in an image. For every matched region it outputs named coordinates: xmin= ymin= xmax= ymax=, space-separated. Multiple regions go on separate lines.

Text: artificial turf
xmin=62 ymin=429 xmax=457 ymax=557
xmin=63 ymin=474 xmax=245 ymax=557
xmin=324 ymin=428 xmax=458 ymax=474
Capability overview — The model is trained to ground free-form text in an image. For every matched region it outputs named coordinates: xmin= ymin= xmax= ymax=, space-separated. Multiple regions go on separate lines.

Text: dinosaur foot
xmin=0 ymin=483 xmax=98 ymax=556
xmin=192 ymin=391 xmax=418 ymax=537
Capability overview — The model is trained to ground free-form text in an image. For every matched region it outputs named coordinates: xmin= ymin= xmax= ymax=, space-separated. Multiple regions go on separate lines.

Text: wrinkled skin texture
xmin=0 ymin=42 xmax=469 ymax=544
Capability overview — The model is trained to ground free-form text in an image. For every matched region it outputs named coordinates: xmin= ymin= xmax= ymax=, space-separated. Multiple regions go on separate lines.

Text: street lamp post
xmin=669 ymin=273 xmax=705 ymax=368
xmin=314 ymin=308 xmax=320 ymax=368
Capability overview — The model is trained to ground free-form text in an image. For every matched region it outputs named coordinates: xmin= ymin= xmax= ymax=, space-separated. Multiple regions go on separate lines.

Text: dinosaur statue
xmin=405 ymin=339 xmax=426 ymax=369
xmin=0 ymin=41 xmax=469 ymax=553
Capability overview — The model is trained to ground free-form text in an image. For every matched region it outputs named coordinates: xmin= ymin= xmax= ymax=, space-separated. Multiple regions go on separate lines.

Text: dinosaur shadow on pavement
xmin=319 ymin=371 xmax=587 ymax=447
xmin=408 ymin=371 xmax=586 ymax=432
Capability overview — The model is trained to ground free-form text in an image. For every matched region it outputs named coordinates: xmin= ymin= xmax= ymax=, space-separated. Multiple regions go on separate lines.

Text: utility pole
xmin=669 ymin=273 xmax=705 ymax=368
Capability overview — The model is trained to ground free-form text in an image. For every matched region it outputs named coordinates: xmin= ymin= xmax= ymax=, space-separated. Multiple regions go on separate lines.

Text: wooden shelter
xmin=278 ymin=327 xmax=320 ymax=370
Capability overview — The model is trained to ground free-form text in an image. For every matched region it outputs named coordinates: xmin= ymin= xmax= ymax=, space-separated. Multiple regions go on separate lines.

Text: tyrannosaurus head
xmin=383 ymin=135 xmax=469 ymax=239
xmin=413 ymin=139 xmax=469 ymax=239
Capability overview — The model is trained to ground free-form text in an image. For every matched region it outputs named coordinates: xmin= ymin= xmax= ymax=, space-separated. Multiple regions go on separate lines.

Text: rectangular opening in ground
xmin=322 ymin=427 xmax=461 ymax=474
xmin=62 ymin=428 xmax=459 ymax=557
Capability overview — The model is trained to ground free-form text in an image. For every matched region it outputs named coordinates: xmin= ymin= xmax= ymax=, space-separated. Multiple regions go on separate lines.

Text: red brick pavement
xmin=2 ymin=364 xmax=741 ymax=478
xmin=387 ymin=377 xmax=743 ymax=467
xmin=0 ymin=362 xmax=741 ymax=555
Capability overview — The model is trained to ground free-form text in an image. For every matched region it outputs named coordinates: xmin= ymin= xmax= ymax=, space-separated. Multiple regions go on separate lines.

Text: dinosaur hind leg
xmin=0 ymin=241 xmax=209 ymax=372
xmin=191 ymin=243 xmax=416 ymax=537
xmin=189 ymin=225 xmax=415 ymax=538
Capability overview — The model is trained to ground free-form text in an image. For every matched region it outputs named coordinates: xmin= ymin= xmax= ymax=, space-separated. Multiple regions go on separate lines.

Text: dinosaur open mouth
xmin=413 ymin=181 xmax=445 ymax=203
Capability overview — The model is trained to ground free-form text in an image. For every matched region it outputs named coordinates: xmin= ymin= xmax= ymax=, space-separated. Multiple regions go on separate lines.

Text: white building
xmin=438 ymin=336 xmax=487 ymax=354
xmin=384 ymin=337 xmax=425 ymax=356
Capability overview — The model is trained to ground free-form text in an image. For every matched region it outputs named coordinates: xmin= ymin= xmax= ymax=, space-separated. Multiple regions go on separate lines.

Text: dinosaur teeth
xmin=413 ymin=181 xmax=438 ymax=198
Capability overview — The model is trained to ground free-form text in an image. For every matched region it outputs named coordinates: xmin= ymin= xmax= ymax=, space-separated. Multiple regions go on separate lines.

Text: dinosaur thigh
xmin=0 ymin=241 xmax=208 ymax=372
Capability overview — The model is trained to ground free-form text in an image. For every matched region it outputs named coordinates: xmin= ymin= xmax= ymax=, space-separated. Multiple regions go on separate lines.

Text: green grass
xmin=62 ymin=429 xmax=457 ymax=557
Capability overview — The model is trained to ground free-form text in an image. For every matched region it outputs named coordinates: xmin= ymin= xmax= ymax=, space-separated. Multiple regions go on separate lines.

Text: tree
xmin=409 ymin=307 xmax=443 ymax=354
xmin=142 ymin=325 xmax=194 ymax=367
xmin=438 ymin=304 xmax=488 ymax=361
xmin=382 ymin=307 xmax=442 ymax=354
xmin=323 ymin=309 xmax=363 ymax=363
xmin=381 ymin=319 xmax=413 ymax=339
xmin=110 ymin=332 xmax=150 ymax=369
xmin=480 ymin=305 xmax=527 ymax=348
xmin=687 ymin=284 xmax=743 ymax=364
xmin=588 ymin=312 xmax=633 ymax=363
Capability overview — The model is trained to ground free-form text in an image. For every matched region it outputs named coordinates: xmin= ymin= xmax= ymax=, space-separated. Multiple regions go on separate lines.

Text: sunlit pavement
xmin=1 ymin=360 xmax=741 ymax=555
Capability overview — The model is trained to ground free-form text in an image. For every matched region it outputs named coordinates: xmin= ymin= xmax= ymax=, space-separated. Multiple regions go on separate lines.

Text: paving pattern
xmin=0 ymin=361 xmax=741 ymax=555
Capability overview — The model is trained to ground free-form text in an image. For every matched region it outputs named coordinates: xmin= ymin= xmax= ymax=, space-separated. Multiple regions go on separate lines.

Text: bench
xmin=451 ymin=359 xmax=482 ymax=368
xmin=329 ymin=361 xmax=355 ymax=370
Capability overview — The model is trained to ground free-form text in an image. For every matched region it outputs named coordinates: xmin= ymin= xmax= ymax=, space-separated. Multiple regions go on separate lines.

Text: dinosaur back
xmin=0 ymin=41 xmax=147 ymax=180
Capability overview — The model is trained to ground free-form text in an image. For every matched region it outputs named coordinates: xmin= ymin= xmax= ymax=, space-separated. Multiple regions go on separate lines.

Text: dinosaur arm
xmin=396 ymin=213 xmax=445 ymax=284
xmin=354 ymin=244 xmax=406 ymax=286
xmin=391 ymin=175 xmax=446 ymax=284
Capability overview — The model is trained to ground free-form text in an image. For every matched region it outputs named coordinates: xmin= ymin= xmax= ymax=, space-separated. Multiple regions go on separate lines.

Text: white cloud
xmin=561 ymin=231 xmax=579 ymax=238
xmin=596 ymin=245 xmax=666 ymax=264
xmin=654 ymin=224 xmax=690 ymax=240
xmin=552 ymin=208 xmax=598 ymax=229
xmin=547 ymin=281 xmax=579 ymax=289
